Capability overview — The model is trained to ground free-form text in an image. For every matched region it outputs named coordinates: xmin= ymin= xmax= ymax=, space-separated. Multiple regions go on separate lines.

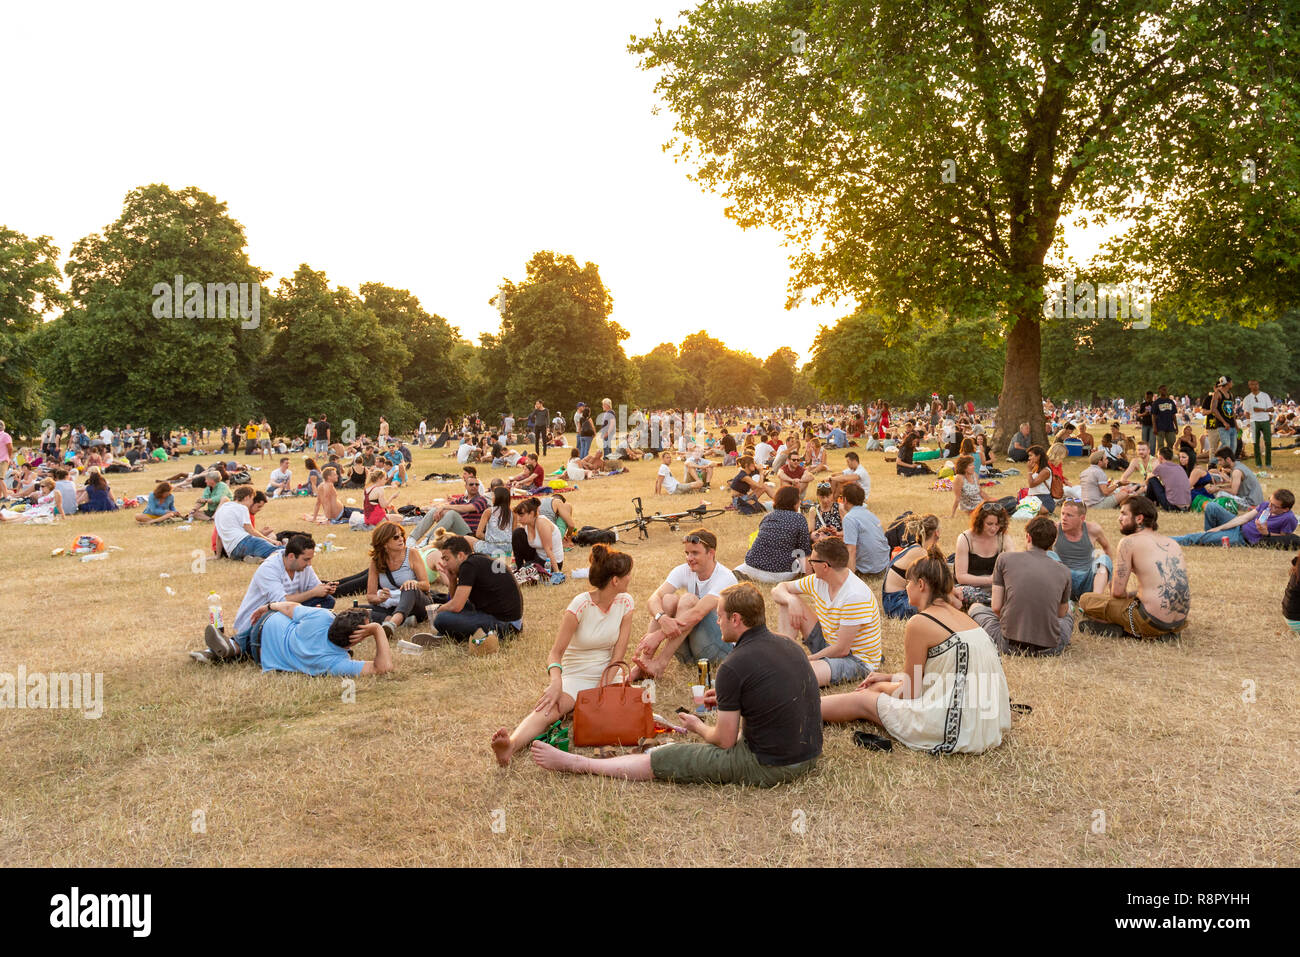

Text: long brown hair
xmin=369 ymin=521 xmax=407 ymax=568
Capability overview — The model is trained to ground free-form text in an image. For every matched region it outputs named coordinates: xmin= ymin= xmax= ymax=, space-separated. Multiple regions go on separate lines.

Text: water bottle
xmin=208 ymin=592 xmax=224 ymax=633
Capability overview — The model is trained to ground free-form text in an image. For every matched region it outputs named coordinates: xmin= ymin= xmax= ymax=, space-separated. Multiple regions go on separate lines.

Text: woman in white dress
xmin=490 ymin=544 xmax=634 ymax=765
xmin=820 ymin=544 xmax=1011 ymax=754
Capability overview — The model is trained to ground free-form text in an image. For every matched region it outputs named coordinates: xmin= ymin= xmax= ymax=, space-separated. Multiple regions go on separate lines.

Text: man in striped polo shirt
xmin=772 ymin=537 xmax=883 ymax=686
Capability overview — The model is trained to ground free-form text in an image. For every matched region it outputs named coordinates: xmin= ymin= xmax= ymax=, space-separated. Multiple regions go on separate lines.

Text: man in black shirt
xmin=1137 ymin=391 xmax=1155 ymax=449
xmin=433 ymin=536 xmax=525 ymax=640
xmin=1151 ymin=385 xmax=1179 ymax=452
xmin=531 ymin=583 xmax=822 ymax=786
xmin=527 ymin=400 xmax=549 ymax=458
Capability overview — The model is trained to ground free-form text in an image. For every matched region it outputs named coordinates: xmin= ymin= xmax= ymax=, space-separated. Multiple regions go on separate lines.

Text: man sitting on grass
xmin=531 ymin=583 xmax=821 ymax=787
xmin=1078 ymin=496 xmax=1190 ymax=639
xmin=1052 ymin=499 xmax=1114 ymax=601
xmin=204 ymin=602 xmax=391 ymax=676
xmin=432 ymin=535 xmax=525 ymax=641
xmin=1172 ymin=489 xmax=1296 ymax=548
xmin=829 ymin=450 xmax=871 ymax=500
xmin=215 ymin=486 xmax=281 ymax=562
xmin=629 ymin=528 xmax=737 ymax=679
xmin=771 ymin=537 xmax=882 ymax=686
xmin=655 ymin=450 xmax=704 ymax=495
xmin=969 ymin=515 xmax=1074 ymax=656
xmin=188 ymin=470 xmax=231 ymax=521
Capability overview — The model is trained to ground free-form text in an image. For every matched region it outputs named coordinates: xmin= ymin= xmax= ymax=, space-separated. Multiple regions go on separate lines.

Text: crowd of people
xmin=5 ymin=382 xmax=1297 ymax=789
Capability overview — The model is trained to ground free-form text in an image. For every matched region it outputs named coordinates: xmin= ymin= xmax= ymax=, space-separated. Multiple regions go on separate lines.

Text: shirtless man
xmin=1078 ymin=495 xmax=1189 ymax=638
xmin=311 ymin=466 xmax=360 ymax=525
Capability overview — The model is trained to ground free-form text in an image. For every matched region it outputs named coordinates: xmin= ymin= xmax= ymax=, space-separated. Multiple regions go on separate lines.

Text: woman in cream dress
xmin=491 ymin=544 xmax=634 ymax=766
xmin=820 ymin=545 xmax=1010 ymax=754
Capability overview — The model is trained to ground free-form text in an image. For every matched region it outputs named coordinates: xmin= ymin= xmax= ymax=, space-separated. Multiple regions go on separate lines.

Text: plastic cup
xmin=691 ymin=685 xmax=705 ymax=706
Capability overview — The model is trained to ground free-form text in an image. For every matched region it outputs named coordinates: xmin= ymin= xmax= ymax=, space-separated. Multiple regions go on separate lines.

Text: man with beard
xmin=1078 ymin=495 xmax=1190 ymax=639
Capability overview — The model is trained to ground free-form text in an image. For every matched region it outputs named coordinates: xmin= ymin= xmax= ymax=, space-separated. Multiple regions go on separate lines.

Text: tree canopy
xmin=631 ymin=1 xmax=1300 ymax=443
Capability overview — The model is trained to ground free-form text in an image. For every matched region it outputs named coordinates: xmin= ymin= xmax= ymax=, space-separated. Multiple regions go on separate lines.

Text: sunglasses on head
xmin=984 ymin=504 xmax=1006 ymax=514
xmin=682 ymin=534 xmax=711 ymax=546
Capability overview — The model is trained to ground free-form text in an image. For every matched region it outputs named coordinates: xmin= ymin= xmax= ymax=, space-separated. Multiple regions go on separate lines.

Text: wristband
xmin=546 ymin=663 xmax=563 ymax=674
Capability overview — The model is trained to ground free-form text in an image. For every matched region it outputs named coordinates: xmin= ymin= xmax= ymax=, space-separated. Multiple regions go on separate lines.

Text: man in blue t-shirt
xmin=204 ymin=603 xmax=392 ymax=677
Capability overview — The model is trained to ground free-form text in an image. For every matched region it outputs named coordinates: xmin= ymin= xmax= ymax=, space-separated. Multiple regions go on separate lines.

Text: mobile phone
xmin=853 ymin=731 xmax=893 ymax=752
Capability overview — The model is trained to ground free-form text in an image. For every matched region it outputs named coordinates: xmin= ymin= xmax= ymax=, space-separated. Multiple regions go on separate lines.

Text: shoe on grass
xmin=188 ymin=649 xmax=215 ymax=664
xmin=1076 ymin=618 xmax=1125 ymax=637
xmin=204 ymin=624 xmax=240 ymax=660
xmin=381 ymin=620 xmax=396 ymax=640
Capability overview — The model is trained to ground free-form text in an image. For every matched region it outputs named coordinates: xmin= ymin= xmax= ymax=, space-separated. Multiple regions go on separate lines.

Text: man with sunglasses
xmin=630 ymin=528 xmax=737 ymax=680
xmin=412 ymin=467 xmax=488 ymax=544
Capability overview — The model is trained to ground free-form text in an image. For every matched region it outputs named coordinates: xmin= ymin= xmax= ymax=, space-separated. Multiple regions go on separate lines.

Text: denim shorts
xmin=881 ymin=589 xmax=916 ymax=620
xmin=805 ymin=623 xmax=871 ymax=684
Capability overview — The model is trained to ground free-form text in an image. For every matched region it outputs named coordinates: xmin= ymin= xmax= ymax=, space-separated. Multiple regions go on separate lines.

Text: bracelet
xmin=546 ymin=663 xmax=563 ymax=674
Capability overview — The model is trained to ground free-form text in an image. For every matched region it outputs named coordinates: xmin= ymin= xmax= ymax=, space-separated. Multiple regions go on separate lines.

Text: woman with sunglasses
xmin=955 ymin=502 xmax=1008 ymax=608
xmin=365 ymin=521 xmax=433 ymax=637
xmin=820 ymin=544 xmax=1010 ymax=753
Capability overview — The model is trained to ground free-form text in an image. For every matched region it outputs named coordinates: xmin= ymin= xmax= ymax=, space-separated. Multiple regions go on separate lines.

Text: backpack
xmin=1049 ymin=467 xmax=1064 ymax=499
xmin=573 ymin=525 xmax=616 ymax=546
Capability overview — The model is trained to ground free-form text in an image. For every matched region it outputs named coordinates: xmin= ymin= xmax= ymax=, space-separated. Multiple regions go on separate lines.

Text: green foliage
xmin=807 ymin=307 xmax=916 ymax=406
xmin=253 ymin=265 xmax=412 ymax=435
xmin=631 ymin=1 xmax=1300 ymax=434
xmin=362 ymin=282 xmax=469 ymax=428
xmin=493 ymin=252 xmax=634 ymax=415
xmin=40 ymin=184 xmax=266 ymax=432
xmin=762 ymin=346 xmax=798 ymax=403
xmin=0 ymin=226 xmax=65 ymax=434
xmin=632 ymin=342 xmax=688 ymax=408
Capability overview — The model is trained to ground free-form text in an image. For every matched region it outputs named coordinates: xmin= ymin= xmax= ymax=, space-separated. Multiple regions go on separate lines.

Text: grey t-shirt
xmin=992 ymin=550 xmax=1071 ymax=650
xmin=1079 ymin=465 xmax=1109 ymax=507
xmin=841 ymin=506 xmax=889 ymax=575
xmin=1233 ymin=463 xmax=1263 ymax=507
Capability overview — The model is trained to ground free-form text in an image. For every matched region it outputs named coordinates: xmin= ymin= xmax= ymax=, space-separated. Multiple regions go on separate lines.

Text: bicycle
xmin=605 ymin=497 xmax=728 ymax=542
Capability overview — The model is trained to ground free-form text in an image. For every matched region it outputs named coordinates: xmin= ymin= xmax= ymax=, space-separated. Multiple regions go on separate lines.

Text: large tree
xmin=493 ymin=252 xmax=635 ymax=414
xmin=253 ymin=266 xmax=411 ymax=434
xmin=41 ymin=184 xmax=266 ymax=431
xmin=631 ymin=1 xmax=1300 ymax=444
xmin=762 ymin=346 xmax=799 ymax=403
xmin=633 ymin=342 xmax=688 ymax=408
xmin=807 ymin=307 xmax=917 ymax=406
xmin=0 ymin=227 xmax=65 ymax=434
xmin=361 ymin=282 xmax=468 ymax=428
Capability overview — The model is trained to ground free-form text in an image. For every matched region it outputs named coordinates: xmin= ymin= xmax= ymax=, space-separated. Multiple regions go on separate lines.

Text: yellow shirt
xmin=791 ymin=573 xmax=882 ymax=669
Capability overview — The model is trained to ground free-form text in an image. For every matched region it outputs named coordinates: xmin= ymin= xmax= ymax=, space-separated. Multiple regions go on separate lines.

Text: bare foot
xmin=630 ymin=654 xmax=662 ymax=680
xmin=530 ymin=740 xmax=580 ymax=773
xmin=491 ymin=728 xmax=513 ymax=767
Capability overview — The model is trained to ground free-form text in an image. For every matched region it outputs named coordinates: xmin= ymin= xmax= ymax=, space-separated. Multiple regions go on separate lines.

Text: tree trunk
xmin=995 ymin=312 xmax=1047 ymax=449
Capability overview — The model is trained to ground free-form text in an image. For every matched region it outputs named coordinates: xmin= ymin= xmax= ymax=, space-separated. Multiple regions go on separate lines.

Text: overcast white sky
xmin=2 ymin=0 xmax=1112 ymax=362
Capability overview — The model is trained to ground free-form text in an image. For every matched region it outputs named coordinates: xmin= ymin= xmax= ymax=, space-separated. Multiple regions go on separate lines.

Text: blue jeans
xmin=576 ymin=435 xmax=592 ymax=458
xmin=672 ymin=613 xmax=733 ymax=666
xmin=881 ymin=589 xmax=917 ymax=620
xmin=1217 ymin=427 xmax=1237 ymax=456
xmin=433 ymin=605 xmax=523 ymax=640
xmin=1172 ymin=502 xmax=1247 ymax=546
xmin=229 ymin=535 xmax=280 ymax=561
xmin=314 ymin=439 xmax=327 ymax=454
xmin=1048 ymin=551 xmax=1114 ymax=601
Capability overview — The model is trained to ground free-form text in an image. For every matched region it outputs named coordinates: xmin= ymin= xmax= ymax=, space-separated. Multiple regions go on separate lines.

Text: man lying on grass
xmin=532 ymin=583 xmax=822 ymax=786
xmin=204 ymin=603 xmax=391 ymax=677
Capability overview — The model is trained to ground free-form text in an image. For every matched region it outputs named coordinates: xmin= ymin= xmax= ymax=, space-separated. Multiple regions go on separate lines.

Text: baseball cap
xmin=1216 ymin=376 xmax=1228 ymax=386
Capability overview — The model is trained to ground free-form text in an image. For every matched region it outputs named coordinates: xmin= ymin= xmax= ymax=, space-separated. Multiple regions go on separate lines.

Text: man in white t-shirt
xmin=753 ymin=436 xmax=776 ymax=467
xmin=266 ymin=457 xmax=293 ymax=497
xmin=655 ymin=451 xmax=702 ymax=495
xmin=630 ymin=528 xmax=738 ymax=679
xmin=772 ymin=536 xmax=882 ymax=686
xmin=99 ymin=426 xmax=113 ymax=448
xmin=829 ymin=451 xmax=871 ymax=500
xmin=219 ymin=534 xmax=336 ymax=652
xmin=1240 ymin=379 xmax=1273 ymax=468
xmin=214 ymin=487 xmax=280 ymax=562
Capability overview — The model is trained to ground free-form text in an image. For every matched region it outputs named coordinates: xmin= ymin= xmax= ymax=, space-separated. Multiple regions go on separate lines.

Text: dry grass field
xmin=2 ymin=428 xmax=1298 ymax=867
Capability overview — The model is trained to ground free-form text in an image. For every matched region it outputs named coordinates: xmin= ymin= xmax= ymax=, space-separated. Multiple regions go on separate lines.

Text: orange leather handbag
xmin=572 ymin=662 xmax=654 ymax=747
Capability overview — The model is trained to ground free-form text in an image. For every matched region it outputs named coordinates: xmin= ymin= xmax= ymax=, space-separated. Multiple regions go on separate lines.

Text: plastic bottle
xmin=208 ymin=592 xmax=224 ymax=632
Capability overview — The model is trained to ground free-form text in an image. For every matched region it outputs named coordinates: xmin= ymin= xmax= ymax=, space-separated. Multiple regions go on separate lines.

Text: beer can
xmin=1221 ymin=536 xmax=1230 ymax=548
xmin=697 ymin=658 xmax=710 ymax=689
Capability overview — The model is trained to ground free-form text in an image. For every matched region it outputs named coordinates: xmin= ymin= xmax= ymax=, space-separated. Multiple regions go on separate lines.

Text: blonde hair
xmin=1047 ymin=442 xmax=1068 ymax=465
